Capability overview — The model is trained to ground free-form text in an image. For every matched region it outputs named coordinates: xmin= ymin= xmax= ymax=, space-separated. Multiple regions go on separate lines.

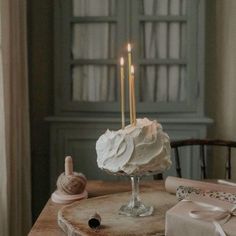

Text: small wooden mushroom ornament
xmin=51 ymin=156 xmax=88 ymax=204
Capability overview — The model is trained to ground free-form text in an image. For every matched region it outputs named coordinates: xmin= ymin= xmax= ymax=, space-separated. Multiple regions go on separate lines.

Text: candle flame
xmin=120 ymin=57 xmax=124 ymax=66
xmin=131 ymin=65 xmax=134 ymax=74
xmin=127 ymin=43 xmax=131 ymax=52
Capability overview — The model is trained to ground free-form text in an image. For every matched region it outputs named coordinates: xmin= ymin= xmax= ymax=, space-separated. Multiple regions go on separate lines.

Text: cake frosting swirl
xmin=96 ymin=118 xmax=171 ymax=175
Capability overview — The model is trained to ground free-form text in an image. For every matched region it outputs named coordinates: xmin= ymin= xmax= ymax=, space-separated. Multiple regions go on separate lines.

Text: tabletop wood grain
xmin=28 ymin=180 xmax=165 ymax=236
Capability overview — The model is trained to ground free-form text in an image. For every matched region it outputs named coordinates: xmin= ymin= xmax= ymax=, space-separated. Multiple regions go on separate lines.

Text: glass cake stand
xmin=105 ymin=170 xmax=160 ymax=217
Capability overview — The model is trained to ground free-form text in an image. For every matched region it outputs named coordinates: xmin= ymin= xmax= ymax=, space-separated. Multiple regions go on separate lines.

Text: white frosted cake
xmin=96 ymin=118 xmax=172 ymax=175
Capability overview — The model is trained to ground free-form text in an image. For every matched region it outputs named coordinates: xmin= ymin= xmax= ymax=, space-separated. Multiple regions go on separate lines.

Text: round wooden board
xmin=58 ymin=191 xmax=177 ymax=236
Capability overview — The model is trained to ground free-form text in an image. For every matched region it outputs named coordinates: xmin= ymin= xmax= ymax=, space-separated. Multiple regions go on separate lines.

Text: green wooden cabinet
xmin=48 ymin=0 xmax=212 ymax=191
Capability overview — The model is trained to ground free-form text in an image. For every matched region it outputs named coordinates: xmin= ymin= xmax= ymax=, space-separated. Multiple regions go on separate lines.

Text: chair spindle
xmin=174 ymin=147 xmax=182 ymax=178
xmin=200 ymin=145 xmax=206 ymax=179
xmin=226 ymin=147 xmax=231 ymax=179
xmin=168 ymin=139 xmax=236 ymax=180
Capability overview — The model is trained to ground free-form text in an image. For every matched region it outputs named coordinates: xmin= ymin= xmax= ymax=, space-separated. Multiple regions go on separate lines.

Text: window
xmin=54 ymin=0 xmax=204 ymax=115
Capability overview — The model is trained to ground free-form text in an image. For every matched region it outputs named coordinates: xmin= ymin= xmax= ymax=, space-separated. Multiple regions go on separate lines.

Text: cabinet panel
xmin=66 ymin=139 xmax=116 ymax=180
xmin=50 ymin=122 xmax=122 ymax=190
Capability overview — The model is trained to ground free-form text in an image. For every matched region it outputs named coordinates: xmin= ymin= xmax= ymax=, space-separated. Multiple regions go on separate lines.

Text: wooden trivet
xmin=58 ymin=191 xmax=177 ymax=236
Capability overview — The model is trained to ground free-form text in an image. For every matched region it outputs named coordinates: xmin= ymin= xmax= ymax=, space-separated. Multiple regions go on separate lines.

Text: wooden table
xmin=28 ymin=180 xmax=165 ymax=236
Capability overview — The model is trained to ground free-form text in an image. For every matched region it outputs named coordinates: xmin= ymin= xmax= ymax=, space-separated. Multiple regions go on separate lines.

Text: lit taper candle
xmin=127 ymin=43 xmax=133 ymax=124
xmin=120 ymin=57 xmax=125 ymax=129
xmin=131 ymin=65 xmax=136 ymax=126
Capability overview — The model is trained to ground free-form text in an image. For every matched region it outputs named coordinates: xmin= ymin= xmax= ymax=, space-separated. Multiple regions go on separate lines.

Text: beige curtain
xmin=0 ymin=0 xmax=31 ymax=235
xmin=206 ymin=0 xmax=236 ymax=180
xmin=0 ymin=8 xmax=8 ymax=235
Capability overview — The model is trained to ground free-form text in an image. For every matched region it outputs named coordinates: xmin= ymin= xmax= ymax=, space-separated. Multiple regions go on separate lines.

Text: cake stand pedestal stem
xmin=119 ymin=175 xmax=154 ymax=217
xmin=130 ymin=176 xmax=140 ymax=207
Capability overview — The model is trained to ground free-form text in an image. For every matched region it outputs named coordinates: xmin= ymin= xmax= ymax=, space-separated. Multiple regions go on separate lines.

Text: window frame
xmin=53 ymin=0 xmax=205 ymax=115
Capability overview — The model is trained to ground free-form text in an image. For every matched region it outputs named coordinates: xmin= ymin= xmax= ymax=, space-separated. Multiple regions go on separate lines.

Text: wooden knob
xmin=65 ymin=156 xmax=73 ymax=176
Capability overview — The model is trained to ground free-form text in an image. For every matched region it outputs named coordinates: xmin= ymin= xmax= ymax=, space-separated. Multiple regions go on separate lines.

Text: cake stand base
xmin=119 ymin=201 xmax=153 ymax=217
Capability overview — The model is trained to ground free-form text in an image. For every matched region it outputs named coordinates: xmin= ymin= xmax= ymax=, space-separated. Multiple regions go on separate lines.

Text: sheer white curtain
xmin=72 ymin=0 xmax=116 ymax=102
xmin=71 ymin=0 xmax=187 ymax=103
xmin=0 ymin=0 xmax=31 ymax=235
xmin=141 ymin=0 xmax=187 ymax=102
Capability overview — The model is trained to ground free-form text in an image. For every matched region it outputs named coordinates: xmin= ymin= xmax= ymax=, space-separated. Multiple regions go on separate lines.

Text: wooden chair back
xmin=170 ymin=139 xmax=236 ymax=179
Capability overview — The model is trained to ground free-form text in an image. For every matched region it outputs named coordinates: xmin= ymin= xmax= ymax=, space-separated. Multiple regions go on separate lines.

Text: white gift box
xmin=165 ymin=196 xmax=236 ymax=236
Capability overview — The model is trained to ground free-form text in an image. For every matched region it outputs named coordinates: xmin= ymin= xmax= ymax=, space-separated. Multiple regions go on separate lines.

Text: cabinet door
xmin=131 ymin=0 xmax=200 ymax=113
xmin=50 ymin=121 xmax=123 ymax=190
xmin=54 ymin=0 xmax=204 ymax=115
xmin=54 ymin=0 xmax=125 ymax=114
